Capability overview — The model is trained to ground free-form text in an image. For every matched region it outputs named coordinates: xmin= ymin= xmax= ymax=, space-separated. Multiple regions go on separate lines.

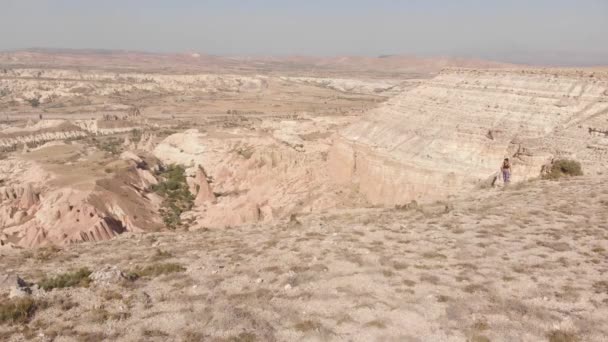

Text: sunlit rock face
xmin=329 ymin=68 xmax=608 ymax=205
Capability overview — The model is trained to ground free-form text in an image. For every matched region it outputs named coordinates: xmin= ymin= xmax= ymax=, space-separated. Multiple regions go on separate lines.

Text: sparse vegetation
xmin=130 ymin=129 xmax=143 ymax=143
xmin=593 ymin=280 xmax=608 ymax=294
xmin=26 ymin=96 xmax=41 ymax=107
xmin=32 ymin=245 xmax=61 ymax=261
xmin=127 ymin=262 xmax=186 ymax=280
xmin=152 ymin=164 xmax=194 ymax=229
xmin=0 ymin=297 xmax=38 ymax=325
xmin=37 ymin=268 xmax=92 ymax=291
xmin=543 ymin=159 xmax=583 ymax=180
xmin=151 ymin=248 xmax=173 ymax=261
xmin=95 ymin=136 xmax=122 ymax=155
xmin=469 ymin=335 xmax=491 ymax=342
xmin=182 ymin=331 xmax=207 ymax=342
xmin=294 ymin=319 xmax=323 ymax=332
xmin=89 ymin=307 xmax=130 ymax=323
xmin=101 ymin=290 xmax=123 ymax=301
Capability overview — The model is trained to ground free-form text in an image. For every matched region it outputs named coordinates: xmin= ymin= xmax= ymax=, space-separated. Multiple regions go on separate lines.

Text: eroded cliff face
xmin=329 ymin=68 xmax=608 ymax=205
xmin=152 ymin=117 xmax=364 ymax=229
xmin=0 ymin=145 xmax=164 ymax=247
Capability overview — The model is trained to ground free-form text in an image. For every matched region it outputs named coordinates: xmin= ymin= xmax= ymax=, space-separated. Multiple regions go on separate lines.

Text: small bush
xmin=543 ymin=159 xmax=583 ymax=180
xmin=26 ymin=97 xmax=40 ymax=108
xmin=38 ymin=268 xmax=92 ymax=291
xmin=0 ymin=297 xmax=38 ymax=325
xmin=127 ymin=263 xmax=185 ymax=280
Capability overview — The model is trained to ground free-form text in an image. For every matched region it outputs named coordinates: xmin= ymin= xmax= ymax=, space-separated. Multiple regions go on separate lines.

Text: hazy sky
xmin=1 ymin=0 xmax=607 ymax=65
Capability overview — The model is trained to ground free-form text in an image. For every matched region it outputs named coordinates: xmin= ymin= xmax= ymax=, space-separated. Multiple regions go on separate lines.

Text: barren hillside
xmin=1 ymin=175 xmax=607 ymax=341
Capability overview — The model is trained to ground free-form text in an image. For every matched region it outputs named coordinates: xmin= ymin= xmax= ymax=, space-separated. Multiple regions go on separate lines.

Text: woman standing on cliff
xmin=501 ymin=158 xmax=511 ymax=185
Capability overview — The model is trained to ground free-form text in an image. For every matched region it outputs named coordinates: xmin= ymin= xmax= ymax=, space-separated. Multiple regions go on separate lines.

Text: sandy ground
xmin=1 ymin=175 xmax=607 ymax=342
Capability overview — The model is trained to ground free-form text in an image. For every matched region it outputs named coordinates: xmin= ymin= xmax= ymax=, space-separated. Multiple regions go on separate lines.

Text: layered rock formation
xmin=0 ymin=119 xmax=141 ymax=150
xmin=0 ymin=120 xmax=87 ymax=150
xmin=279 ymin=77 xmax=407 ymax=96
xmin=329 ymin=68 xmax=608 ymax=205
xmin=0 ymin=68 xmax=268 ymax=105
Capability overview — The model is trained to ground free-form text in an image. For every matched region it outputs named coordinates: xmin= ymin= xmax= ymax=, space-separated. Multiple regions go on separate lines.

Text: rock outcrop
xmin=192 ymin=166 xmax=216 ymax=206
xmin=329 ymin=68 xmax=608 ymax=205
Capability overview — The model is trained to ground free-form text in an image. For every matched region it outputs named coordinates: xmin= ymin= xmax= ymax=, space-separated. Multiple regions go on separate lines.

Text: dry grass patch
xmin=101 ymin=289 xmax=123 ymax=301
xmin=32 ymin=246 xmax=62 ymax=261
xmin=392 ymin=261 xmax=409 ymax=270
xmin=150 ymin=248 xmax=173 ymax=261
xmin=89 ymin=307 xmax=130 ymax=323
xmin=402 ymin=279 xmax=416 ymax=287
xmin=437 ymin=295 xmax=450 ymax=303
xmin=220 ymin=332 xmax=257 ymax=342
xmin=294 ymin=319 xmax=323 ymax=333
xmin=38 ymin=268 xmax=92 ymax=291
xmin=469 ymin=335 xmax=491 ymax=342
xmin=182 ymin=331 xmax=207 ymax=342
xmin=72 ymin=331 xmax=108 ymax=341
xmin=536 ymin=241 xmax=571 ymax=252
xmin=421 ymin=251 xmax=447 ymax=259
xmin=464 ymin=284 xmax=489 ymax=294
xmin=142 ymin=328 xmax=169 ymax=338
xmin=547 ymin=329 xmax=579 ymax=342
xmin=0 ymin=297 xmax=38 ymax=325
xmin=592 ymin=280 xmax=608 ymax=294
xmin=420 ymin=274 xmax=440 ymax=284
xmin=127 ymin=262 xmax=186 ymax=279
xmin=56 ymin=296 xmax=79 ymax=311
xmin=363 ymin=319 xmax=387 ymax=329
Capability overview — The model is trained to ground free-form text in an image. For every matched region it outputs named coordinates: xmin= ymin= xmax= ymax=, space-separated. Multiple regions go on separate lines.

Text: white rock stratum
xmin=329 ymin=68 xmax=608 ymax=205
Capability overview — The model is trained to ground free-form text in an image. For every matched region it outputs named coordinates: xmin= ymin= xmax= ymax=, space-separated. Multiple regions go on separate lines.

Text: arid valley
xmin=0 ymin=49 xmax=607 ymax=342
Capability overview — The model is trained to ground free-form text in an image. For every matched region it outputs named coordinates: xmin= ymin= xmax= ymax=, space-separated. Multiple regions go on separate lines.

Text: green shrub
xmin=38 ymin=268 xmax=92 ymax=291
xmin=0 ymin=297 xmax=38 ymax=324
xmin=152 ymin=165 xmax=194 ymax=229
xmin=543 ymin=159 xmax=583 ymax=180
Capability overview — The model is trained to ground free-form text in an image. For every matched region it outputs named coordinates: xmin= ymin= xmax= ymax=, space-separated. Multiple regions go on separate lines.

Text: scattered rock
xmin=120 ymin=151 xmax=144 ymax=166
xmin=90 ymin=266 xmax=128 ymax=286
xmin=0 ymin=274 xmax=32 ymax=298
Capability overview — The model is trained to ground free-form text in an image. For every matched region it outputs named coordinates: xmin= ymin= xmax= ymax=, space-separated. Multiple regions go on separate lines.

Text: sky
xmin=1 ymin=0 xmax=607 ymax=66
